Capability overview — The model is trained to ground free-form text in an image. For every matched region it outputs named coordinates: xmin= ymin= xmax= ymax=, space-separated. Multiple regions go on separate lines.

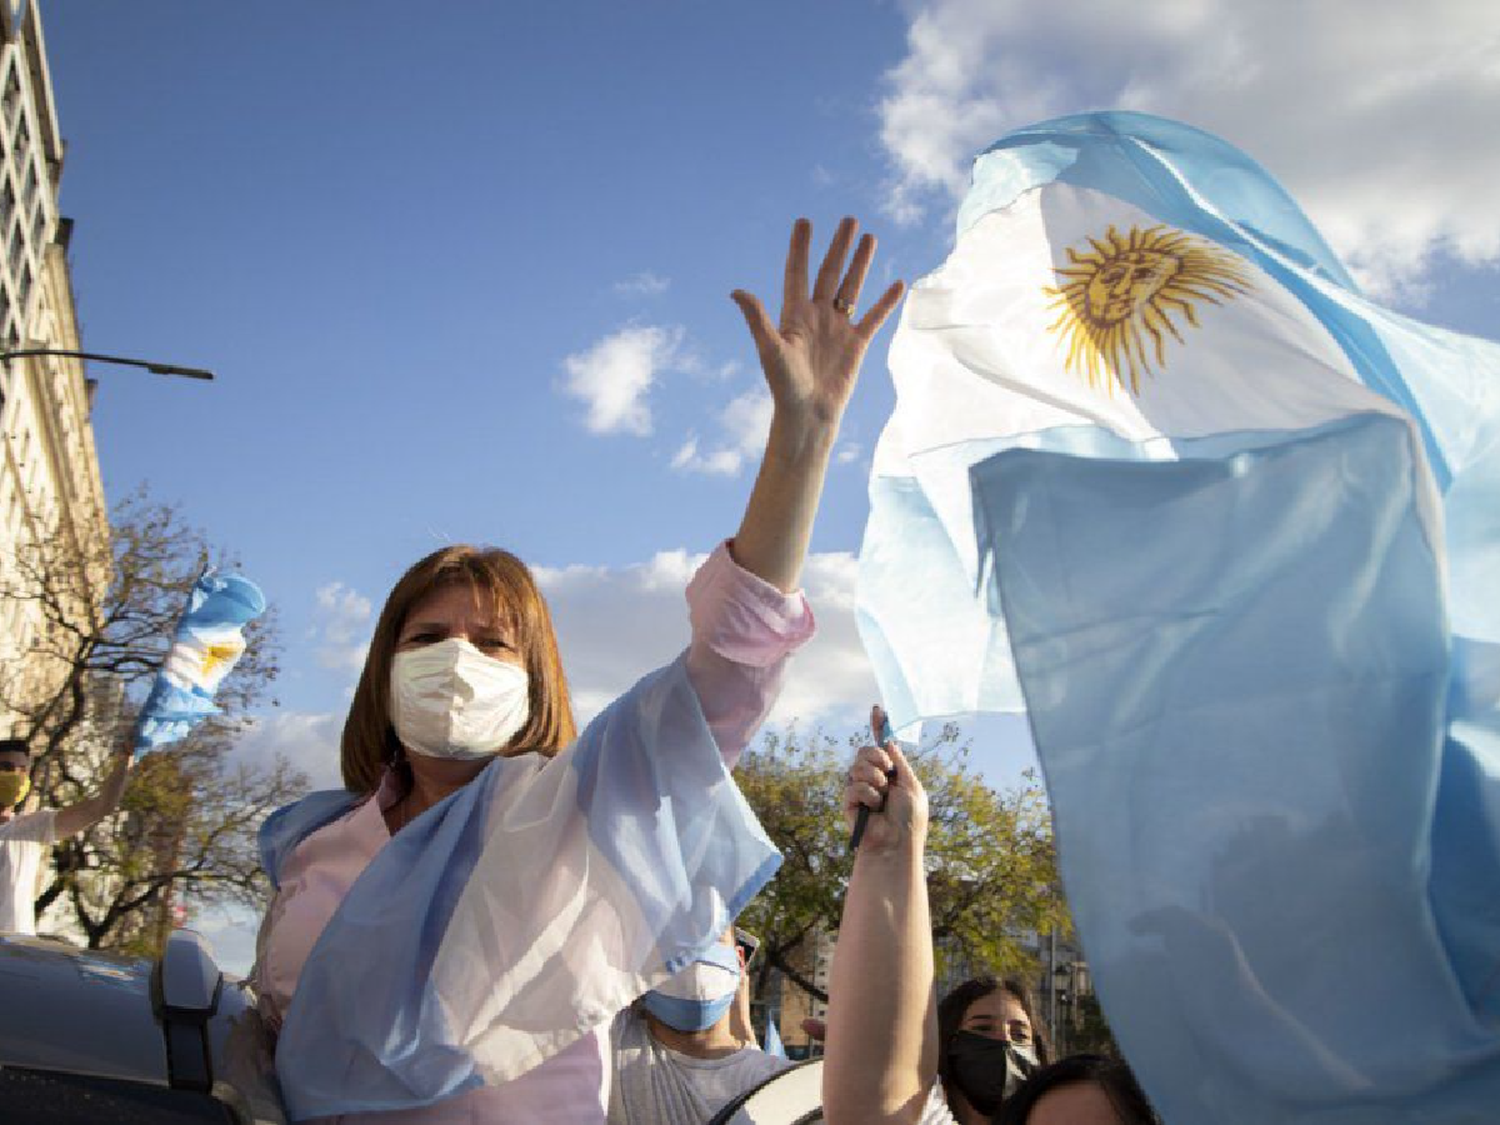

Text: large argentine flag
xmin=858 ymin=112 xmax=1500 ymax=1121
xmin=267 ymin=655 xmax=780 ymax=1121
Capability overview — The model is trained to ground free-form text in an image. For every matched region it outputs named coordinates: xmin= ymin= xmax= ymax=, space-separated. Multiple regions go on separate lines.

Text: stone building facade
xmin=0 ymin=0 xmax=108 ymax=740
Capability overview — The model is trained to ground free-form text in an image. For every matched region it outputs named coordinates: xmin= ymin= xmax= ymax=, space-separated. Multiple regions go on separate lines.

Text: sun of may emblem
xmin=1043 ymin=224 xmax=1254 ymax=396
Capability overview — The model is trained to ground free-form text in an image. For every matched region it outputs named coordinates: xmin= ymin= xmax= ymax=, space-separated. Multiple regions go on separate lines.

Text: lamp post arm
xmin=0 ymin=348 xmax=214 ymax=381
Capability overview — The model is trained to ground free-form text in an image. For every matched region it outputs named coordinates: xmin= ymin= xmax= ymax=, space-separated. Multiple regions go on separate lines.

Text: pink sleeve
xmin=684 ymin=540 xmax=816 ymax=768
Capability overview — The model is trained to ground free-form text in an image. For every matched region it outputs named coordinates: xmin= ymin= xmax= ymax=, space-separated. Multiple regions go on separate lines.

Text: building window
xmin=19 ymin=158 xmax=34 ymax=214
xmin=30 ymin=199 xmax=45 ymax=247
xmin=14 ymin=111 xmax=30 ymax=163
xmin=0 ymin=178 xmax=12 ymax=230
xmin=7 ymin=219 xmax=21 ymax=276
xmin=18 ymin=263 xmax=30 ymax=308
xmin=1 ymin=67 xmax=17 ymax=127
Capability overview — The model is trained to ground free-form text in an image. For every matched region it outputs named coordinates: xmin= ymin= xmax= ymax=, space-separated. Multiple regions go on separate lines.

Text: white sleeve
xmin=0 ymin=810 xmax=57 ymax=846
xmin=917 ymin=1083 xmax=959 ymax=1125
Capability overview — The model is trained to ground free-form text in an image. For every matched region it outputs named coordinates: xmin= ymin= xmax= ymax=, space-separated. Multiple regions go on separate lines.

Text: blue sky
xmin=39 ymin=1 xmax=1500 ymax=966
xmin=45 ymin=1 xmax=927 ymax=731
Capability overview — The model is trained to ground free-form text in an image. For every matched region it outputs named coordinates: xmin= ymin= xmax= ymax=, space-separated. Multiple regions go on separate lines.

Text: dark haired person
xmin=936 ymin=976 xmax=1050 ymax=1121
xmin=994 ymin=1054 xmax=1158 ymax=1125
xmin=0 ymin=736 xmax=133 ymax=935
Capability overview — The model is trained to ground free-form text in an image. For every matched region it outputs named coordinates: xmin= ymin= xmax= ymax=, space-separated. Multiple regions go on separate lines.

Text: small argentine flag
xmin=857 ymin=112 xmax=1500 ymax=1122
xmin=134 ymin=569 xmax=266 ymax=755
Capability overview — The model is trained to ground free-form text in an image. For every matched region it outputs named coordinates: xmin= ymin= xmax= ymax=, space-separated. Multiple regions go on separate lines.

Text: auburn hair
xmin=340 ymin=545 xmax=577 ymax=794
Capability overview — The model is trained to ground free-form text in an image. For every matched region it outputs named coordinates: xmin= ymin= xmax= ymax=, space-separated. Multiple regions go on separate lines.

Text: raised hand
xmin=732 ymin=217 xmax=905 ymax=426
xmin=844 ymin=713 xmax=928 ymax=856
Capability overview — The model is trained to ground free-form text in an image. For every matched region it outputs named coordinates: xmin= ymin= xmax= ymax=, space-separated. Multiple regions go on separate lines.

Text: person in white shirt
xmin=0 ymin=736 xmax=134 ymax=936
xmin=609 ymin=926 xmax=791 ymax=1124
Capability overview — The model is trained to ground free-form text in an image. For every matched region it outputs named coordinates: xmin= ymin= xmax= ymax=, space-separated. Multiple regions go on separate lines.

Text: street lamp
xmin=0 ymin=347 xmax=214 ymax=381
xmin=1053 ymin=964 xmax=1073 ymax=1055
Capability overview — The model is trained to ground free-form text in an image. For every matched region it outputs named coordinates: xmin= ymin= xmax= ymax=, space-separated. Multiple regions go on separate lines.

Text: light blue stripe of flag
xmin=763 ymin=1008 xmax=786 ymax=1059
xmin=978 ymin=415 xmax=1500 ymax=1121
xmin=857 ymin=111 xmax=1500 ymax=1121
xmin=134 ymin=569 xmax=266 ymax=755
xmin=273 ymin=655 xmax=780 ymax=1120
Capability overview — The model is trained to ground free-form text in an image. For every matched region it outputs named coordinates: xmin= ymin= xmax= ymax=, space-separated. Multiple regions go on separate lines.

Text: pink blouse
xmin=254 ymin=542 xmax=813 ymax=1123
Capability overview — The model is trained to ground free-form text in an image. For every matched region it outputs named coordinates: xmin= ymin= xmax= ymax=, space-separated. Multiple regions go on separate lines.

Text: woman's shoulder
xmin=258 ymin=788 xmax=364 ymax=890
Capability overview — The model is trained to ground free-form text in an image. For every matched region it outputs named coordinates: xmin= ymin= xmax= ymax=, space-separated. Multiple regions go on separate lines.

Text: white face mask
xmin=390 ymin=638 xmax=530 ymax=760
xmin=641 ymin=942 xmax=743 ymax=1032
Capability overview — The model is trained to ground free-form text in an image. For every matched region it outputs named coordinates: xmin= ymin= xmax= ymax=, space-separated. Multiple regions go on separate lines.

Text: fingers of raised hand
xmin=730 ymin=289 xmax=779 ymax=358
xmin=812 ymin=216 xmax=859 ymax=304
xmin=847 ymin=780 xmax=886 ymax=813
xmin=845 ymin=744 xmax=895 ymax=811
xmin=774 ymin=216 xmax=905 ymax=338
xmin=854 ymin=278 xmax=907 ymax=340
xmin=783 ymin=218 xmax=812 ymax=308
xmin=835 ymin=232 xmax=875 ymax=315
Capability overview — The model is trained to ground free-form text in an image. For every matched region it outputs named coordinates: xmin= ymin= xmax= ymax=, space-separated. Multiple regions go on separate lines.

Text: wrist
xmin=858 ymin=834 xmax=925 ymax=870
xmin=764 ymin=409 xmax=838 ymax=466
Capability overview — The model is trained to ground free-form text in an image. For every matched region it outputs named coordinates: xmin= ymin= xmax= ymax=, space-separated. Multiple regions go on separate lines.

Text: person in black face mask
xmin=821 ymin=718 xmax=1156 ymax=1125
xmin=823 ymin=714 xmax=1053 ymax=1125
xmin=936 ymin=977 xmax=1049 ymax=1122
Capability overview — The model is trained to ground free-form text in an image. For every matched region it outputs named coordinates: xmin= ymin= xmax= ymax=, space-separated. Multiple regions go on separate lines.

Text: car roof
xmin=0 ymin=931 xmax=287 ymax=1124
xmin=0 ymin=934 xmax=168 ymax=1082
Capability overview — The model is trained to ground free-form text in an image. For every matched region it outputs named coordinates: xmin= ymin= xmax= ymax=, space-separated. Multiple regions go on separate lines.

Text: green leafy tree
xmin=735 ymin=725 xmax=851 ymax=1002
xmin=735 ymin=720 xmax=1068 ymax=1005
xmin=0 ymin=489 xmax=305 ymax=951
xmin=1067 ymin=992 xmax=1123 ymax=1058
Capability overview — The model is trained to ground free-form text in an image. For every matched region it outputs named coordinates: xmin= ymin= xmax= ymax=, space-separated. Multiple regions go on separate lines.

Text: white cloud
xmin=533 ymin=549 xmax=878 ymax=733
xmin=313 ymin=581 xmax=372 ymax=672
xmin=879 ymin=0 xmax=1500 ymax=293
xmin=561 ymin=324 xmax=687 ymax=436
xmin=194 ymin=904 xmax=261 ymax=978
xmin=670 ymin=387 xmax=774 ymax=477
xmin=613 ymin=271 xmax=671 ymax=297
xmin=230 ymin=709 xmax=345 ymax=792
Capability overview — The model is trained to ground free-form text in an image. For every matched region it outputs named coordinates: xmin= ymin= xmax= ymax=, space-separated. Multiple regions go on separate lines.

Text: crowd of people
xmin=0 ymin=214 xmax=1154 ymax=1123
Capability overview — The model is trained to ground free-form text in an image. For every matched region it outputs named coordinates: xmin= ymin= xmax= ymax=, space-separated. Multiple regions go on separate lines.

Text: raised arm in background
xmin=53 ymin=741 xmax=133 ymax=838
xmin=822 ymin=712 xmax=936 ymax=1125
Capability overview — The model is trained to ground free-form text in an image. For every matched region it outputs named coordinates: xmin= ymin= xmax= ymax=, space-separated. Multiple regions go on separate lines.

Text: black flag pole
xmin=849 ymin=704 xmax=899 ymax=851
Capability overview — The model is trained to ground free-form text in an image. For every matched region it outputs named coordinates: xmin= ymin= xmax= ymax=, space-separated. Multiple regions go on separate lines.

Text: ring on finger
xmin=833 ymin=295 xmax=855 ymax=317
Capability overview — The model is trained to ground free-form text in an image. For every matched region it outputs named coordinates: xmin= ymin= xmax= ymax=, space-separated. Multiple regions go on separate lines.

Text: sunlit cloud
xmin=313 ymin=581 xmax=372 ymax=673
xmin=670 ymin=387 xmax=774 ymax=477
xmin=560 ymin=323 xmax=687 ymax=435
xmin=613 ymin=271 xmax=671 ymax=298
xmin=879 ymin=0 xmax=1500 ymax=296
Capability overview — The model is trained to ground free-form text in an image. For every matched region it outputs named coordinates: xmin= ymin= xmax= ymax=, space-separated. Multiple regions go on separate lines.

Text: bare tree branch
xmin=4 ymin=489 xmax=307 ymax=952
